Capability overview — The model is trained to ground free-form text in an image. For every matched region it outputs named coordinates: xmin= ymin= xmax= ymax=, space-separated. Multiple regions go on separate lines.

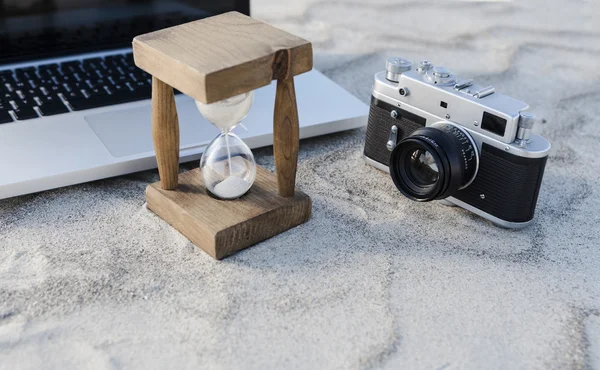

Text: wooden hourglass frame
xmin=132 ymin=12 xmax=312 ymax=259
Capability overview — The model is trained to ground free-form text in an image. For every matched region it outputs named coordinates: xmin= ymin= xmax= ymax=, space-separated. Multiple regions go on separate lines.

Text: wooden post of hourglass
xmin=151 ymin=77 xmax=179 ymax=190
xmin=273 ymin=49 xmax=300 ymax=198
xmin=132 ymin=11 xmax=313 ymax=259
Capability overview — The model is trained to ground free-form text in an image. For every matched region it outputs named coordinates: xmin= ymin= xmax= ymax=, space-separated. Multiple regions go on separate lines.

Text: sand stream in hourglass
xmin=195 ymin=92 xmax=257 ymax=199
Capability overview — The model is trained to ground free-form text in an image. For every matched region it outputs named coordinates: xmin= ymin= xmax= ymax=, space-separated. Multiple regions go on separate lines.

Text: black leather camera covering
xmin=364 ymin=97 xmax=425 ymax=166
xmin=453 ymin=143 xmax=547 ymax=223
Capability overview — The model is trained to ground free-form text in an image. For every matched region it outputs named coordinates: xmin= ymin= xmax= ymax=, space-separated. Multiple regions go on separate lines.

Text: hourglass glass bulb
xmin=200 ymin=132 xmax=256 ymax=199
xmin=195 ymin=92 xmax=253 ymax=131
xmin=196 ymin=91 xmax=256 ymax=199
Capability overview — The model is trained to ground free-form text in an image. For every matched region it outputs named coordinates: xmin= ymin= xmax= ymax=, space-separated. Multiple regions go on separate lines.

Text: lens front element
xmin=407 ymin=149 xmax=439 ymax=186
xmin=390 ymin=122 xmax=479 ymax=201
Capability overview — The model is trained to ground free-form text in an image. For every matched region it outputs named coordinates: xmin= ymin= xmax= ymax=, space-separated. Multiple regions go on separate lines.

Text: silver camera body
xmin=364 ymin=57 xmax=551 ymax=228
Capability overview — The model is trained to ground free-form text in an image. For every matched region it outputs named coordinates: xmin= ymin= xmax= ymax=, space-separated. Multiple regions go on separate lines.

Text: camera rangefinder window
xmin=481 ymin=112 xmax=507 ymax=137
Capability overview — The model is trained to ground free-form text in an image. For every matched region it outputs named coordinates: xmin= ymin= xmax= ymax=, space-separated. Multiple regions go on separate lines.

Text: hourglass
xmin=133 ymin=11 xmax=313 ymax=259
xmin=196 ymin=92 xmax=256 ymax=200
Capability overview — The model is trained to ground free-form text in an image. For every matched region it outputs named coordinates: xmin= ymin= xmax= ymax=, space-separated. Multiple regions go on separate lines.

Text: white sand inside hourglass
xmin=195 ymin=93 xmax=253 ymax=131
xmin=212 ymin=177 xmax=250 ymax=199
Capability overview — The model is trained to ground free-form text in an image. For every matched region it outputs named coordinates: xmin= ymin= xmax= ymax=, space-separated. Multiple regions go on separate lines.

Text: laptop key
xmin=110 ymin=74 xmax=129 ymax=84
xmin=59 ymin=68 xmax=78 ymax=77
xmin=15 ymin=68 xmax=37 ymax=81
xmin=130 ymin=72 xmax=148 ymax=82
xmin=64 ymin=89 xmax=85 ymax=100
xmin=38 ymin=69 xmax=54 ymax=79
xmin=131 ymin=81 xmax=151 ymax=97
xmin=2 ymin=91 xmax=18 ymax=101
xmin=46 ymin=84 xmax=68 ymax=95
xmin=27 ymin=76 xmax=41 ymax=87
xmin=57 ymin=75 xmax=76 ymax=84
xmin=78 ymin=72 xmax=97 ymax=80
xmin=0 ymin=74 xmax=18 ymax=85
xmin=108 ymin=84 xmax=129 ymax=94
xmin=13 ymin=107 xmax=39 ymax=120
xmin=86 ymin=87 xmax=109 ymax=96
xmin=0 ymin=109 xmax=13 ymax=124
xmin=67 ymin=81 xmax=87 ymax=91
xmin=37 ymin=78 xmax=55 ymax=87
xmin=68 ymin=95 xmax=114 ymax=111
xmin=39 ymin=93 xmax=61 ymax=104
xmin=101 ymin=68 xmax=120 ymax=76
xmin=10 ymin=81 xmax=27 ymax=91
xmin=90 ymin=79 xmax=108 ymax=88
xmin=39 ymin=66 xmax=59 ymax=77
xmin=14 ymin=99 xmax=37 ymax=109
xmin=104 ymin=59 xmax=123 ymax=69
xmin=17 ymin=89 xmax=38 ymax=100
xmin=38 ymin=102 xmax=69 ymax=116
xmin=123 ymin=65 xmax=137 ymax=73
xmin=82 ymin=57 xmax=103 ymax=69
xmin=60 ymin=61 xmax=82 ymax=74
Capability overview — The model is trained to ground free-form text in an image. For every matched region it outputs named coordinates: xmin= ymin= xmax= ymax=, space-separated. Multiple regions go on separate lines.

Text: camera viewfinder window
xmin=481 ymin=112 xmax=507 ymax=137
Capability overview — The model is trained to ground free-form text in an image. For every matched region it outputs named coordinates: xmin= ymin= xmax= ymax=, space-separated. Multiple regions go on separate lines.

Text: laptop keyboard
xmin=0 ymin=52 xmax=181 ymax=124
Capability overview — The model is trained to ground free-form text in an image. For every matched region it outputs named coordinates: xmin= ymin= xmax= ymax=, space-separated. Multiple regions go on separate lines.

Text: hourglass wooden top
xmin=132 ymin=11 xmax=313 ymax=104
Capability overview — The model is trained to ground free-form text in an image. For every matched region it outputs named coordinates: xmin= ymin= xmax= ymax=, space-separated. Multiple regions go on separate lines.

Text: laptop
xmin=0 ymin=1 xmax=367 ymax=200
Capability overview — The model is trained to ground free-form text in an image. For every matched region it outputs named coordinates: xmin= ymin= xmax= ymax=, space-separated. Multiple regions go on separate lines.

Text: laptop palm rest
xmin=85 ymin=97 xmax=220 ymax=158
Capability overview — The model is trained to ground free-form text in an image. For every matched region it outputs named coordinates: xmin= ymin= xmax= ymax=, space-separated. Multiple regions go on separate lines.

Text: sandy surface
xmin=2 ymin=0 xmax=600 ymax=369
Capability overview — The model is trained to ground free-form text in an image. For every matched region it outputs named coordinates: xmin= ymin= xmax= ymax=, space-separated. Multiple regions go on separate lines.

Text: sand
xmin=2 ymin=0 xmax=600 ymax=369
xmin=212 ymin=177 xmax=251 ymax=199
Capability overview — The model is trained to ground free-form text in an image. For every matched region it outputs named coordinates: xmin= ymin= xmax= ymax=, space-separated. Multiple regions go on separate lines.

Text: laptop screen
xmin=0 ymin=0 xmax=250 ymax=65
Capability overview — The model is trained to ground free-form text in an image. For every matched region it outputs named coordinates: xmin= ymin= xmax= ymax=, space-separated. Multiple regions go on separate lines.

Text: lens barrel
xmin=390 ymin=122 xmax=478 ymax=201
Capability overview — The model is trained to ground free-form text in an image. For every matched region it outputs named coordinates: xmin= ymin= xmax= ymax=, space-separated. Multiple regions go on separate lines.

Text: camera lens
xmin=389 ymin=122 xmax=478 ymax=201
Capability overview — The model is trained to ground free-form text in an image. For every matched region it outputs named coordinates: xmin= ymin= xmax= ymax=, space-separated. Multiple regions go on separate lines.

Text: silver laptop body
xmin=0 ymin=1 xmax=367 ymax=199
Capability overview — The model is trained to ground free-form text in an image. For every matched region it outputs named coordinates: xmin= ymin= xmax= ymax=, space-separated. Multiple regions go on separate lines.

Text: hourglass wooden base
xmin=132 ymin=11 xmax=314 ymax=259
xmin=146 ymin=166 xmax=311 ymax=260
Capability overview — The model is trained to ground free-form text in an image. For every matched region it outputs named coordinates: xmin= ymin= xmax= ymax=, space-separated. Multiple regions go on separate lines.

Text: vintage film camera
xmin=364 ymin=57 xmax=550 ymax=228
